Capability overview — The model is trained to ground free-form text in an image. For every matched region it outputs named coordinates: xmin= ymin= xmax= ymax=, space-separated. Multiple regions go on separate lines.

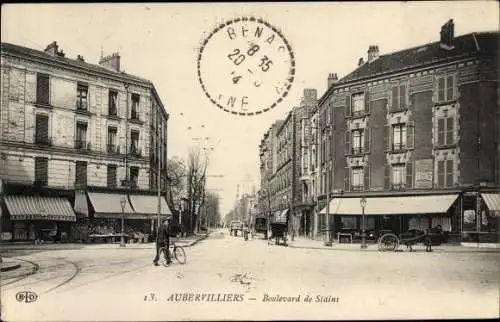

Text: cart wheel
xmin=378 ymin=233 xmax=399 ymax=251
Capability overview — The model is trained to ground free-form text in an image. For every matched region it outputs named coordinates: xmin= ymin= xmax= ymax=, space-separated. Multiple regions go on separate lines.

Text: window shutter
xmin=384 ymin=123 xmax=391 ymax=152
xmin=437 ymin=160 xmax=445 ymax=188
xmin=384 ymin=164 xmax=390 ymax=189
xmin=364 ymin=127 xmax=371 ymax=153
xmin=446 ymin=75 xmax=454 ymax=101
xmin=437 ymin=118 xmax=445 ymax=146
xmin=35 ymin=114 xmax=49 ymax=141
xmin=364 ymin=163 xmax=370 ymax=191
xmin=406 ymin=121 xmax=415 ymax=149
xmin=344 ymin=167 xmax=350 ymax=191
xmin=445 ymin=116 xmax=454 ymax=145
xmin=35 ymin=157 xmax=48 ymax=186
xmin=36 ymin=74 xmax=50 ymax=104
xmin=446 ymin=159 xmax=454 ymax=187
xmin=399 ymin=84 xmax=406 ymax=110
xmin=345 ymin=94 xmax=351 ymax=117
xmin=345 ymin=130 xmax=351 ymax=155
xmin=391 ymin=86 xmax=398 ymax=111
xmin=438 ymin=77 xmax=445 ymax=102
xmin=406 ymin=162 xmax=413 ymax=188
xmin=364 ymin=90 xmax=370 ymax=114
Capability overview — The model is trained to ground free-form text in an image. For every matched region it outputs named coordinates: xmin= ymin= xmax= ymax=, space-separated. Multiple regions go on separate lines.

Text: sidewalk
xmin=286 ymin=237 xmax=500 ymax=253
xmin=0 ymin=233 xmax=210 ymax=252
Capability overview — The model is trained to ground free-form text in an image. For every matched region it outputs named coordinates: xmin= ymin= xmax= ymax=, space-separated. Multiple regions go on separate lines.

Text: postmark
xmin=197 ymin=17 xmax=296 ymax=116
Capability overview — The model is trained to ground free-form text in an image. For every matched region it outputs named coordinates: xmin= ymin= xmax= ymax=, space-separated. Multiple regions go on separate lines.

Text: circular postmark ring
xmin=197 ymin=16 xmax=295 ymax=116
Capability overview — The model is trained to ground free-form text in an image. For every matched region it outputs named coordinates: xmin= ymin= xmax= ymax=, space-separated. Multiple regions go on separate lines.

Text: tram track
xmin=1 ymin=258 xmax=40 ymax=287
xmin=42 ymin=259 xmax=82 ymax=294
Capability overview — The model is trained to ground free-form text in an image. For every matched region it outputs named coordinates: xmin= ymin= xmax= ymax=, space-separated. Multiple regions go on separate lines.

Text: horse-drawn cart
xmin=378 ymin=230 xmax=444 ymax=252
xmin=269 ymin=222 xmax=288 ymax=246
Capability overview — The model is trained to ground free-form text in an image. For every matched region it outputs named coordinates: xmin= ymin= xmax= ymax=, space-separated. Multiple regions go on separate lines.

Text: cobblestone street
xmin=1 ymin=230 xmax=498 ymax=320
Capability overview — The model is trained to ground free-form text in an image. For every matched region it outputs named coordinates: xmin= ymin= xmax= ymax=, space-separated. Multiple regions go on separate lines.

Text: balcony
xmin=391 ymin=143 xmax=407 ymax=153
xmin=75 ymin=139 xmax=91 ymax=151
xmin=129 ymin=146 xmax=142 ymax=158
xmin=76 ymin=101 xmax=90 ymax=115
xmin=351 ymin=184 xmax=364 ymax=192
xmin=129 ymin=111 xmax=143 ymax=125
xmin=107 ymin=144 xmax=120 ymax=155
xmin=391 ymin=183 xmax=406 ymax=190
xmin=351 ymin=147 xmax=365 ymax=155
xmin=33 ymin=134 xmax=52 ymax=147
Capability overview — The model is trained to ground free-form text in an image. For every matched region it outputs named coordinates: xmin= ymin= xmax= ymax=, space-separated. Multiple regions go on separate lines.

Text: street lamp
xmin=360 ymin=197 xmax=367 ymax=249
xmin=120 ymin=197 xmax=127 ymax=247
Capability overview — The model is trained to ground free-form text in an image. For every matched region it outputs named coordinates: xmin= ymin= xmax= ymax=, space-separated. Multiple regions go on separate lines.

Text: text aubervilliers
xmin=165 ymin=293 xmax=339 ymax=303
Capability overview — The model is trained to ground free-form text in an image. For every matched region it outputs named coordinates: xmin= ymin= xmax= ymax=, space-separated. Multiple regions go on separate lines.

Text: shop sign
xmin=415 ymin=159 xmax=433 ymax=189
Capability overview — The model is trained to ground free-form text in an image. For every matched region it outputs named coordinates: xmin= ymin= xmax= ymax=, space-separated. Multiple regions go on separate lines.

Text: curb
xmin=287 ymin=243 xmax=500 ymax=253
xmin=0 ymin=261 xmax=21 ymax=272
xmin=185 ymin=233 xmax=210 ymax=247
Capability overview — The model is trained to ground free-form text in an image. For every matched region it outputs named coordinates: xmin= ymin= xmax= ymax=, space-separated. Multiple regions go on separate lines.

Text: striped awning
xmin=5 ymin=195 xmax=76 ymax=222
xmin=129 ymin=195 xmax=172 ymax=216
xmin=319 ymin=194 xmax=459 ymax=215
xmin=481 ymin=193 xmax=500 ymax=213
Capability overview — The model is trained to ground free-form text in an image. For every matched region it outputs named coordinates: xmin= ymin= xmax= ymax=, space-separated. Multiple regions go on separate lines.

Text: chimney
xmin=44 ymin=41 xmax=59 ymax=56
xmin=327 ymin=73 xmax=338 ymax=88
xmin=99 ymin=52 xmax=121 ymax=72
xmin=358 ymin=57 xmax=365 ymax=66
xmin=367 ymin=45 xmax=380 ymax=63
xmin=76 ymin=55 xmax=85 ymax=62
xmin=440 ymin=19 xmax=455 ymax=49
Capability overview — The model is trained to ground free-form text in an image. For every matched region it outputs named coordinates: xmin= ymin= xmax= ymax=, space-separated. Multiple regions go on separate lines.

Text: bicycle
xmin=159 ymin=238 xmax=186 ymax=266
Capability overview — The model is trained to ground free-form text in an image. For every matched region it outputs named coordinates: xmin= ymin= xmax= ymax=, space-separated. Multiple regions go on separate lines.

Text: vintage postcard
xmin=1 ymin=2 xmax=499 ymax=321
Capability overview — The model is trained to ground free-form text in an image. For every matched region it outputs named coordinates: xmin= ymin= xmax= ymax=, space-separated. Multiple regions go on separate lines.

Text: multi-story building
xmin=0 ymin=41 xmax=171 ymax=242
xmin=315 ymin=20 xmax=499 ymax=243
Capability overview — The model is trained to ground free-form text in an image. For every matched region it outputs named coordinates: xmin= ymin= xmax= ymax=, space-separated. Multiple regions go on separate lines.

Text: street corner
xmin=0 ymin=257 xmax=38 ymax=282
xmin=0 ymin=257 xmax=21 ymax=272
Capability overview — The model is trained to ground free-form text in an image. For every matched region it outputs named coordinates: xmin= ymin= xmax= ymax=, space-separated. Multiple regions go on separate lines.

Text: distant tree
xmin=187 ymin=147 xmax=208 ymax=234
xmin=166 ymin=156 xmax=186 ymax=220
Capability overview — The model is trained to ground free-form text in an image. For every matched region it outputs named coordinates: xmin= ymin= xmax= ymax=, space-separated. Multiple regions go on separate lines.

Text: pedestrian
xmin=153 ymin=217 xmax=172 ymax=266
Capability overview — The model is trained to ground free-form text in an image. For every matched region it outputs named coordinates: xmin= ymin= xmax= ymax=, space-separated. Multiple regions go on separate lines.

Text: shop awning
xmin=129 ymin=195 xmax=172 ymax=216
xmin=88 ymin=192 xmax=143 ymax=219
xmin=5 ymin=195 xmax=76 ymax=222
xmin=319 ymin=194 xmax=459 ymax=215
xmin=481 ymin=193 xmax=500 ymax=213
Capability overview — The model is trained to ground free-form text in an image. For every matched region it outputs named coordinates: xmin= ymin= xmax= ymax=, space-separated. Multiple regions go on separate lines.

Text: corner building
xmin=316 ymin=20 xmax=499 ymax=243
xmin=0 ymin=41 xmax=171 ymax=242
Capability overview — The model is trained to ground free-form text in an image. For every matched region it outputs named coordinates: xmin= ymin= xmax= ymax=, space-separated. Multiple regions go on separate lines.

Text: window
xmin=351 ymin=167 xmax=364 ymax=191
xmin=107 ymin=164 xmax=117 ymax=188
xmin=352 ymin=129 xmax=364 ymax=154
xmin=34 ymin=157 xmax=48 ymax=186
xmin=130 ymin=167 xmax=139 ymax=188
xmin=437 ymin=159 xmax=454 ymax=187
xmin=75 ymin=122 xmax=87 ymax=149
xmin=76 ymin=84 xmax=88 ymax=110
xmin=36 ymin=73 xmax=50 ymax=105
xmin=390 ymin=84 xmax=407 ymax=111
xmin=131 ymin=94 xmax=140 ymax=119
xmin=437 ymin=116 xmax=455 ymax=146
xmin=351 ymin=93 xmax=364 ymax=116
xmin=35 ymin=114 xmax=49 ymax=144
xmin=392 ymin=124 xmax=407 ymax=151
xmin=75 ymin=161 xmax=87 ymax=186
xmin=107 ymin=127 xmax=117 ymax=153
xmin=436 ymin=75 xmax=455 ymax=102
xmin=130 ymin=130 xmax=140 ymax=156
xmin=108 ymin=90 xmax=118 ymax=116
xmin=391 ymin=164 xmax=405 ymax=189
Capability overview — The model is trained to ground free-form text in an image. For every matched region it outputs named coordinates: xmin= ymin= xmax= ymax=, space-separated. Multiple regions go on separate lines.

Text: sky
xmin=1 ymin=2 xmax=498 ymax=216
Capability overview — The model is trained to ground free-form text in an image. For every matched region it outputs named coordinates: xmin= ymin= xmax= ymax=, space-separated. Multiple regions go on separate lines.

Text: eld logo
xmin=15 ymin=291 xmax=38 ymax=303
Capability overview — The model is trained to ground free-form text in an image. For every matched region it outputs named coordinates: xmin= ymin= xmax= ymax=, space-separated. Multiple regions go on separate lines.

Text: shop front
xmin=462 ymin=192 xmax=500 ymax=244
xmin=128 ymin=194 xmax=173 ymax=241
xmin=3 ymin=195 xmax=76 ymax=242
xmin=319 ymin=194 xmax=460 ymax=243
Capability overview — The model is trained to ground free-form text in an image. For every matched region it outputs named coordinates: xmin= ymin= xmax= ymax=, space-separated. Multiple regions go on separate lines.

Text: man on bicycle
xmin=153 ymin=217 xmax=172 ymax=266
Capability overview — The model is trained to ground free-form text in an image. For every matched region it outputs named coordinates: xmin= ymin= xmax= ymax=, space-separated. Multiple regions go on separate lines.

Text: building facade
xmin=314 ymin=20 xmax=499 ymax=243
xmin=0 ymin=41 xmax=171 ymax=242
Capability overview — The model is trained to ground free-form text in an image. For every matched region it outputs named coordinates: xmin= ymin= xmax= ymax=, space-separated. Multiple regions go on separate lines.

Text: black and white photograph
xmin=0 ymin=2 xmax=499 ymax=321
